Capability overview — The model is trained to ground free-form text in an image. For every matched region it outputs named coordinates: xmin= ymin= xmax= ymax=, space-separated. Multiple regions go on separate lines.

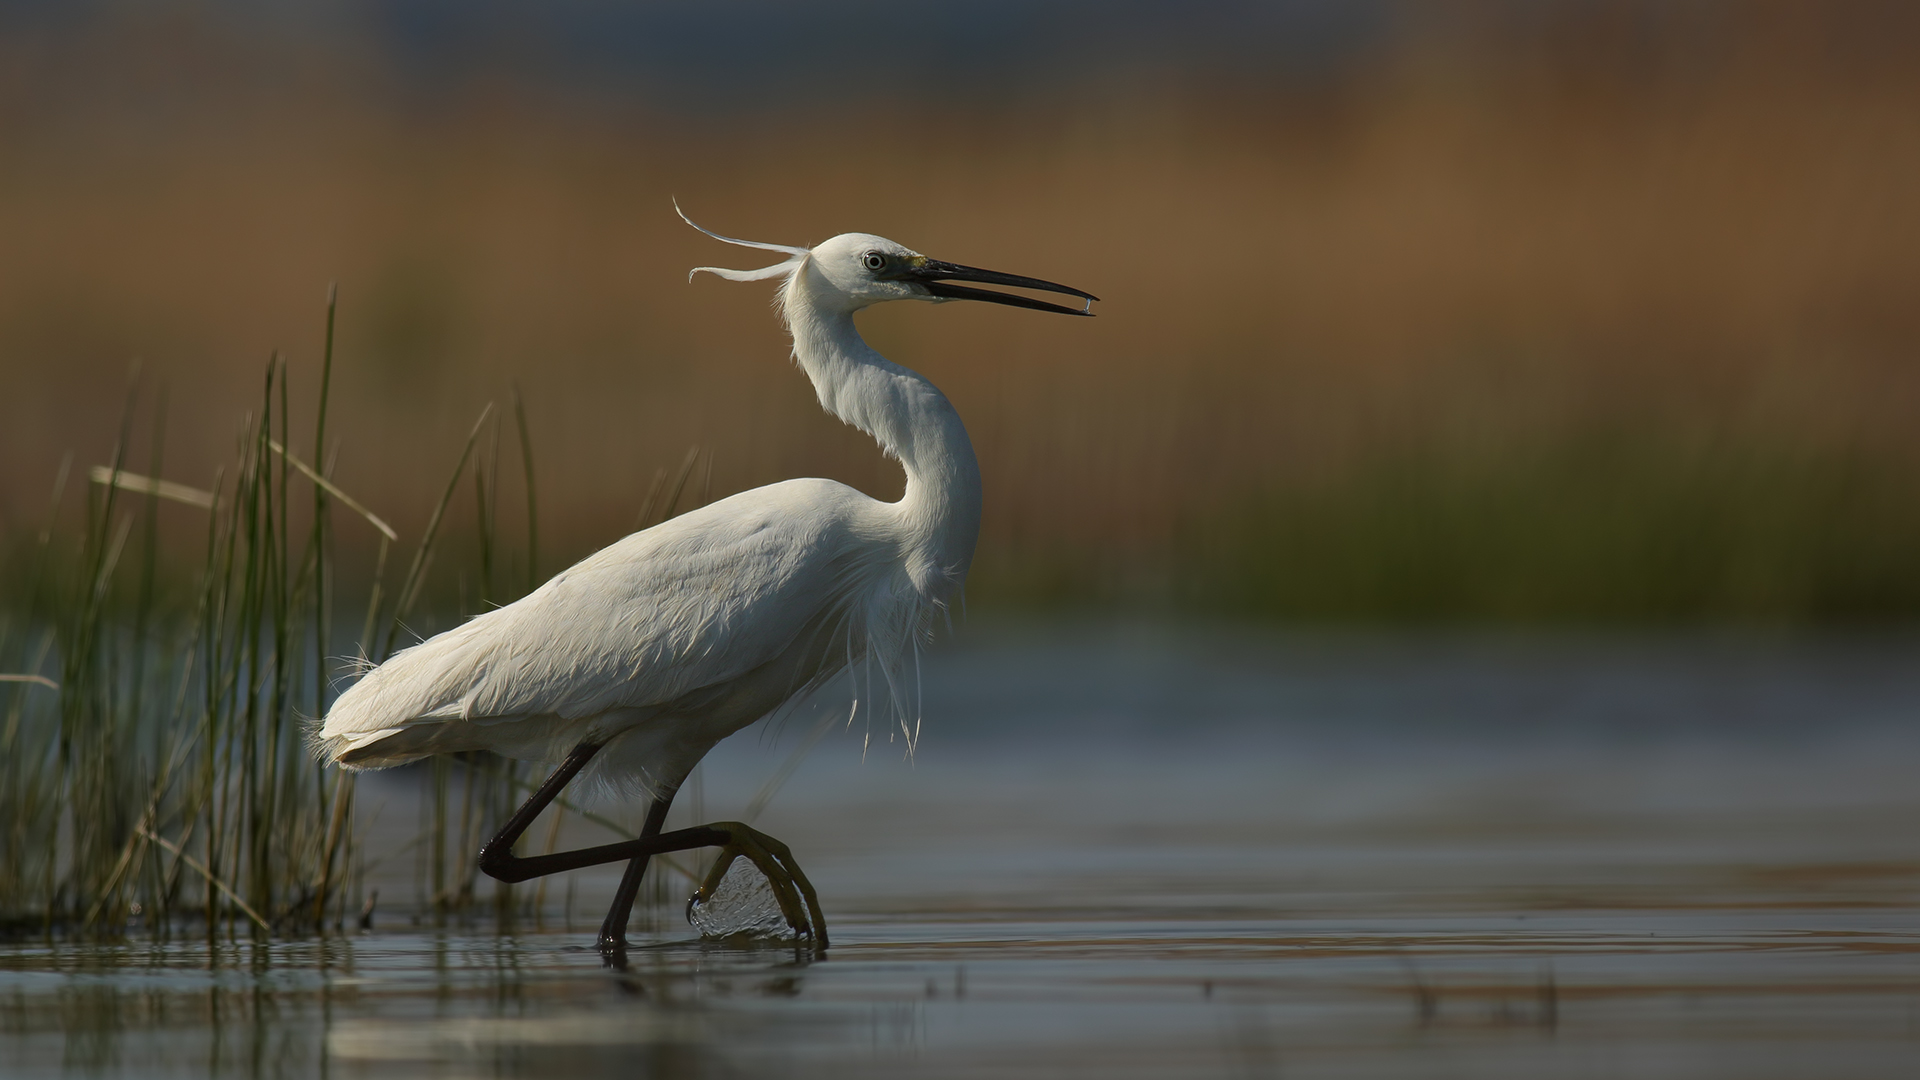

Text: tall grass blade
xmin=265 ymin=440 xmax=396 ymax=542
xmin=86 ymin=468 xmax=217 ymax=510
xmin=137 ymin=827 xmax=271 ymax=935
xmin=311 ymin=284 xmax=348 ymax=929
xmin=381 ymin=403 xmax=494 ymax=661
xmin=511 ymin=385 xmax=537 ymax=593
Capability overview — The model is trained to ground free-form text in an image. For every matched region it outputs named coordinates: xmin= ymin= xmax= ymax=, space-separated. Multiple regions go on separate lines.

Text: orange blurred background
xmin=3 ymin=1 xmax=1917 ymax=621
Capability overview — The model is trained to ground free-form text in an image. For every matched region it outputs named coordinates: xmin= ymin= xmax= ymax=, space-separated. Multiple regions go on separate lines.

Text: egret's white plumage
xmin=315 ymin=213 xmax=1093 ymax=807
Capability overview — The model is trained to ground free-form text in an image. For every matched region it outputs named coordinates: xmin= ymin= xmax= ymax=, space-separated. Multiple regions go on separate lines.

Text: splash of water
xmin=686 ymin=859 xmax=792 ymax=939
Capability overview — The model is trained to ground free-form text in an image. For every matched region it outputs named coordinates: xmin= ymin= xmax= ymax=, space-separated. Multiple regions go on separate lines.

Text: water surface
xmin=5 ymin=625 xmax=1918 ymax=1077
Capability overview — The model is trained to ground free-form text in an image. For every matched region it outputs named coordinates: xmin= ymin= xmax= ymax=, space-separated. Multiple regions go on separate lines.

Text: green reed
xmin=0 ymin=292 xmax=545 ymax=939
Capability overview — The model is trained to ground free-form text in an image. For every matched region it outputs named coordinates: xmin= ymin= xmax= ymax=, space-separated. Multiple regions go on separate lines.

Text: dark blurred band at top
xmin=6 ymin=1 xmax=1912 ymax=114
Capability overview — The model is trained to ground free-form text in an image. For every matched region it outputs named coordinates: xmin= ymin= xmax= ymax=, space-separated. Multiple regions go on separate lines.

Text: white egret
xmin=314 ymin=206 xmax=1097 ymax=953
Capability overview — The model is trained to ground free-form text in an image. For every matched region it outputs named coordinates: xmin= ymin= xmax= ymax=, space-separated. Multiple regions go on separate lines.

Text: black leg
xmin=477 ymin=741 xmax=828 ymax=951
xmin=477 ymin=741 xmax=602 ymax=881
xmin=484 ymin=820 xmax=733 ymax=881
xmin=598 ymin=796 xmax=675 ymax=950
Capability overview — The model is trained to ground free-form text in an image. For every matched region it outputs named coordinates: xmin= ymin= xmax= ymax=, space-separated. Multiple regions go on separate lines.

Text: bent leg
xmin=489 ymin=821 xmax=824 ymax=940
xmin=477 ymin=741 xmax=602 ymax=881
xmin=476 ymin=745 xmax=826 ymax=948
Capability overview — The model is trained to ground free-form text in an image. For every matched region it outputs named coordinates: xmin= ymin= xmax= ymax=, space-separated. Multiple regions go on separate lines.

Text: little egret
xmin=315 ymin=206 xmax=1097 ymax=953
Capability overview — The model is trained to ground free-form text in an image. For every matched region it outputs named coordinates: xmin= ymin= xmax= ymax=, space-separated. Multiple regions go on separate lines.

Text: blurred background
xmin=2 ymin=0 xmax=1918 ymax=624
xmin=5 ymin=7 xmax=1920 ymax=1073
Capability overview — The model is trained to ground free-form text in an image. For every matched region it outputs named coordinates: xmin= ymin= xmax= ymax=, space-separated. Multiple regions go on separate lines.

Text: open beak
xmin=908 ymin=260 xmax=1099 ymax=316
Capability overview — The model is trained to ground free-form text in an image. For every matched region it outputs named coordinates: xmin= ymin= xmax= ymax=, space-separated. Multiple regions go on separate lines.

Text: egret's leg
xmin=476 ymin=747 xmax=826 ymax=947
xmin=686 ymin=834 xmax=806 ymax=936
xmin=688 ymin=826 xmax=828 ymax=948
xmin=597 ymin=796 xmax=674 ymax=949
xmin=755 ymin=830 xmax=829 ymax=944
xmin=482 ymin=821 xmax=827 ymax=944
xmin=477 ymin=741 xmax=602 ymax=877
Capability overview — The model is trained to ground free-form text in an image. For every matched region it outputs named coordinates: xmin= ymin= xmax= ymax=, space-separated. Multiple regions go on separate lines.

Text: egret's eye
xmin=863 ymin=251 xmax=887 ymax=272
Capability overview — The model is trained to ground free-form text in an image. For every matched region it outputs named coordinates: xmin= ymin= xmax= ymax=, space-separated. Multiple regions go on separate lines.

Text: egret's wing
xmin=319 ymin=481 xmax=875 ymax=758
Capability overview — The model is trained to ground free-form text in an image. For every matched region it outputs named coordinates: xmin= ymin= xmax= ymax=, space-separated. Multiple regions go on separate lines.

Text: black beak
xmin=908 ymin=259 xmax=1099 ymax=316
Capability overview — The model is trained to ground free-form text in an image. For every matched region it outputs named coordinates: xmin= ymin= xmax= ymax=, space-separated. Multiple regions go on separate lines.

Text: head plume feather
xmin=676 ymin=199 xmax=807 ymax=282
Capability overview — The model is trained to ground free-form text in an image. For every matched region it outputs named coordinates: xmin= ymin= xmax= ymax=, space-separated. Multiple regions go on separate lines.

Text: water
xmin=4 ymin=623 xmax=1919 ymax=1077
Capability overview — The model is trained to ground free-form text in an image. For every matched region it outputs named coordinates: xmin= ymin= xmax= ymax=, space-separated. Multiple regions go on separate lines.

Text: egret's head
xmin=678 ymin=203 xmax=1097 ymax=317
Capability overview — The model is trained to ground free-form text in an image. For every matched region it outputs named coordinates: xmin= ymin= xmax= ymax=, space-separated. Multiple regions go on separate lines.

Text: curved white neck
xmin=781 ymin=262 xmax=982 ymax=601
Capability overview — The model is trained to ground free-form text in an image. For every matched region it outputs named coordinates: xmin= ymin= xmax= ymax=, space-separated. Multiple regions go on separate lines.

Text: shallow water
xmin=4 ymin=624 xmax=1919 ymax=1077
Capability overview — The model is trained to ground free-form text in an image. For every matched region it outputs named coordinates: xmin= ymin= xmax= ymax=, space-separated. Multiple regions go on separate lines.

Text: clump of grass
xmin=0 ymin=291 xmax=548 ymax=939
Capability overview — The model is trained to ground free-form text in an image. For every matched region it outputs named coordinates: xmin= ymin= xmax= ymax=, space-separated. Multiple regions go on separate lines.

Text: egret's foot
xmin=596 ymin=923 xmax=632 ymax=956
xmin=599 ymin=940 xmax=630 ymax=971
xmin=685 ymin=822 xmax=829 ymax=949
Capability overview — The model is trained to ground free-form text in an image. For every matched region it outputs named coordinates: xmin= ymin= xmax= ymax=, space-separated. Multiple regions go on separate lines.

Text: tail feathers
xmin=327 ymin=722 xmax=481 ymax=770
xmin=314 ymin=621 xmax=495 ymax=767
xmin=319 ymin=710 xmax=590 ymax=771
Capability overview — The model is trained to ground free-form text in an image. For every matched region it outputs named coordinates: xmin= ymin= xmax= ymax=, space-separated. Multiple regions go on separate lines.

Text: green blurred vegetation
xmin=0 ymin=345 xmax=598 ymax=935
xmin=1178 ymin=438 xmax=1920 ymax=623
